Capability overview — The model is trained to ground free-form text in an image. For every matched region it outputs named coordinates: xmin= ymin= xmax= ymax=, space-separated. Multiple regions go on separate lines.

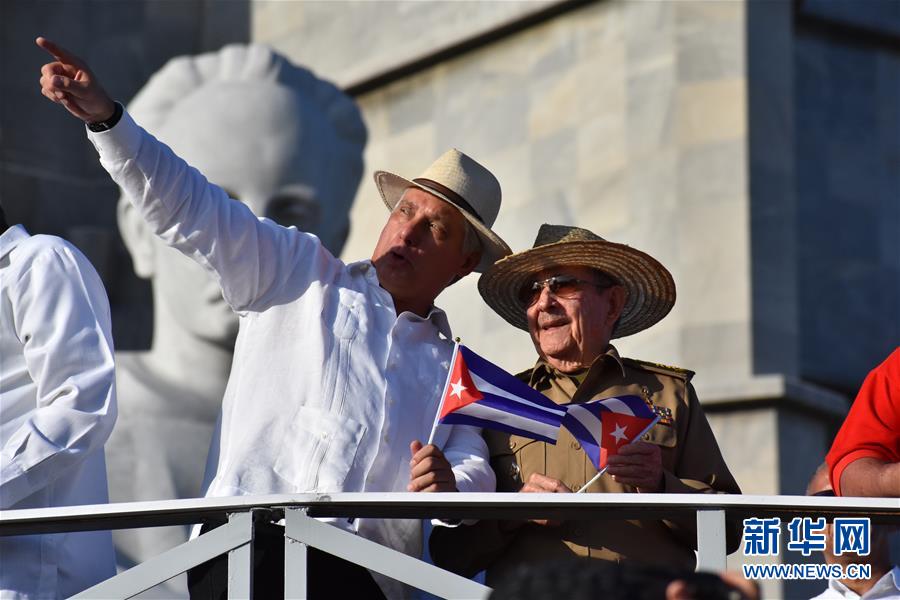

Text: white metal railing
xmin=1 ymin=493 xmax=897 ymax=599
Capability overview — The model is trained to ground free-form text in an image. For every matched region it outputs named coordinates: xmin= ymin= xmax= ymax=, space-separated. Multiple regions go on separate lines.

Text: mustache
xmin=537 ymin=314 xmax=569 ymax=329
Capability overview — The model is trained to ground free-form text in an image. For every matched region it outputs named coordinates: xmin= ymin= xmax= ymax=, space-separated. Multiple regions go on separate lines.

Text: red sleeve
xmin=826 ymin=348 xmax=900 ymax=496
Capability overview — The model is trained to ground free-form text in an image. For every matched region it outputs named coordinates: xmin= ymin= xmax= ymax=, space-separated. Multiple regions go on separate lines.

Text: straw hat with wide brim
xmin=374 ymin=148 xmax=511 ymax=272
xmin=478 ymin=224 xmax=676 ymax=338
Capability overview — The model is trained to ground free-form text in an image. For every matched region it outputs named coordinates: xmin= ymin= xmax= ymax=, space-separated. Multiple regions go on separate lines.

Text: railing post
xmin=284 ymin=508 xmax=308 ymax=599
xmin=283 ymin=507 xmax=491 ymax=599
xmin=227 ymin=510 xmax=255 ymax=599
xmin=696 ymin=509 xmax=727 ymax=572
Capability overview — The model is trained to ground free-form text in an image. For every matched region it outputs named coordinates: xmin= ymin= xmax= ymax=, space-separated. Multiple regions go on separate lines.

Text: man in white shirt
xmin=38 ymin=38 xmax=509 ymax=598
xmin=807 ymin=464 xmax=899 ymax=600
xmin=0 ymin=201 xmax=117 ymax=598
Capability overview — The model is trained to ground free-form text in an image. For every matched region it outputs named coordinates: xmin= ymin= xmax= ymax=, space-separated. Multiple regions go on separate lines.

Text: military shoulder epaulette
xmin=621 ymin=357 xmax=695 ymax=382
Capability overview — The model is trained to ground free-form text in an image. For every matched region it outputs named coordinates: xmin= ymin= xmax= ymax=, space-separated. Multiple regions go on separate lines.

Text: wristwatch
xmin=86 ymin=101 xmax=124 ymax=132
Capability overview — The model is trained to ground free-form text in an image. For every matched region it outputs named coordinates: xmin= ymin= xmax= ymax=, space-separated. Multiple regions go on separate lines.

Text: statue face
xmin=132 ymin=81 xmax=351 ymax=348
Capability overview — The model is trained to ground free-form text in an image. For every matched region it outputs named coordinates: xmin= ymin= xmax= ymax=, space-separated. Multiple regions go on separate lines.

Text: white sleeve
xmin=432 ymin=424 xmax=494 ymax=527
xmin=0 ymin=245 xmax=117 ymax=509
xmin=87 ymin=111 xmax=344 ymax=313
xmin=444 ymin=425 xmax=495 ymax=493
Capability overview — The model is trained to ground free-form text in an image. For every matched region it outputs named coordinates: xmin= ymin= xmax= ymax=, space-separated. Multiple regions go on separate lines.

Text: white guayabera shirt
xmin=0 ymin=225 xmax=117 ymax=599
xmin=811 ymin=567 xmax=900 ymax=600
xmin=88 ymin=113 xmax=494 ymax=598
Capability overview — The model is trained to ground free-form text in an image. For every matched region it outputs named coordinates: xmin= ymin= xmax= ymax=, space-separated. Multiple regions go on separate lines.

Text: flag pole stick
xmin=575 ymin=415 xmax=661 ymax=494
xmin=426 ymin=339 xmax=461 ymax=446
xmin=576 ymin=468 xmax=606 ymax=493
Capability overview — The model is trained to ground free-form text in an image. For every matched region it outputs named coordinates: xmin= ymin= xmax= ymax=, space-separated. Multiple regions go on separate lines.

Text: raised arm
xmin=37 ymin=37 xmax=342 ymax=312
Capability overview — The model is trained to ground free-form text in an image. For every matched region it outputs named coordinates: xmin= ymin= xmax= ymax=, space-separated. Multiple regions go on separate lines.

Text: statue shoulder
xmin=620 ymin=357 xmax=695 ymax=383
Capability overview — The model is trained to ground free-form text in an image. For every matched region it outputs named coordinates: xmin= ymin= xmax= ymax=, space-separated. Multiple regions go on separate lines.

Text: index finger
xmin=36 ymin=37 xmax=83 ymax=67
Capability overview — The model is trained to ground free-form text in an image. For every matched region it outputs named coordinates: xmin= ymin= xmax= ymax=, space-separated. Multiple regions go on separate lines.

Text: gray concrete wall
xmin=252 ymin=0 xmax=561 ymax=89
xmin=318 ymin=1 xmax=756 ymax=394
xmin=793 ymin=2 xmax=900 ymax=392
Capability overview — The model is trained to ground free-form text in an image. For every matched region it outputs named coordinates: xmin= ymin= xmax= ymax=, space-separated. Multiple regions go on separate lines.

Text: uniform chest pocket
xmin=274 ymin=405 xmax=367 ymax=492
xmin=640 ymin=418 xmax=678 ymax=472
xmin=641 ymin=419 xmax=677 ymax=448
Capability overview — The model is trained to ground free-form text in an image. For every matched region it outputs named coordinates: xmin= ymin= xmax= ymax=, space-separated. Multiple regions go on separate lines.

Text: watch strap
xmin=87 ymin=101 xmax=124 ymax=133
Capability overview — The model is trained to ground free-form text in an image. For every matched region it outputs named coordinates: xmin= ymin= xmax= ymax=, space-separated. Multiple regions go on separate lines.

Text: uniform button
xmin=642 ymin=434 xmax=650 ymax=441
xmin=510 ymin=441 xmax=518 ymax=450
xmin=570 ymin=441 xmax=581 ymax=450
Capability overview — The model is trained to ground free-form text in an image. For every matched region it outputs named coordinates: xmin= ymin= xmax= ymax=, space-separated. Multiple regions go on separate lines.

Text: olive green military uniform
xmin=429 ymin=346 xmax=741 ymax=585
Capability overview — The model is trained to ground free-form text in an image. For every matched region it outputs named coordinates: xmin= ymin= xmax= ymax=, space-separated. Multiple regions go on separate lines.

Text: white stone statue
xmin=107 ymin=44 xmax=366 ymax=574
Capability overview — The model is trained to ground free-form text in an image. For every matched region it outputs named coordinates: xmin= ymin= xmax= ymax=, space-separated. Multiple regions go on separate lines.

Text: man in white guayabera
xmin=106 ymin=43 xmax=366 ymax=583
xmin=0 ymin=199 xmax=117 ymax=598
xmin=38 ymin=37 xmax=510 ymax=599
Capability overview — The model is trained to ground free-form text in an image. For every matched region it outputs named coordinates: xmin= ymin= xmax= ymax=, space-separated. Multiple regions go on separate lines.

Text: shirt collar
xmin=349 ymin=258 xmax=453 ymax=339
xmin=878 ymin=567 xmax=900 ymax=596
xmin=406 ymin=304 xmax=453 ymax=339
xmin=828 ymin=566 xmax=900 ymax=599
xmin=828 ymin=577 xmax=858 ymax=599
xmin=0 ymin=225 xmax=29 ymax=260
xmin=528 ymin=344 xmax=627 ymax=387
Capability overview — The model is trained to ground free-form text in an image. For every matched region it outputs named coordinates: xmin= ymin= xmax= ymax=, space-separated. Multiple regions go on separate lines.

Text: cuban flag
xmin=434 ymin=344 xmax=568 ymax=444
xmin=562 ymin=395 xmax=660 ymax=472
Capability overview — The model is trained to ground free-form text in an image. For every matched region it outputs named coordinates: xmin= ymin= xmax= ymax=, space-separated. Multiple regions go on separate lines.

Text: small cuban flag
xmin=562 ymin=395 xmax=660 ymax=473
xmin=430 ymin=343 xmax=568 ymax=444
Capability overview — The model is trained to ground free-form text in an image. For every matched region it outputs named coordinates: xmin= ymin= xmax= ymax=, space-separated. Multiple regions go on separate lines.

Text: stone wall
xmin=298 ymin=2 xmax=755 ymax=391
xmin=252 ymin=0 xmax=560 ymax=89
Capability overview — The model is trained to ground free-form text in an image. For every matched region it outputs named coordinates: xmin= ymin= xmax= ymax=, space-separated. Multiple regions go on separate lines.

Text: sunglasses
xmin=518 ymin=275 xmax=613 ymax=307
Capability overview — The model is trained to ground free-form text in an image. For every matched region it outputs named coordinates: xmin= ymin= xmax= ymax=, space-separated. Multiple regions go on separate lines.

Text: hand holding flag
xmin=606 ymin=442 xmax=664 ymax=492
xmin=408 ymin=440 xmax=457 ymax=492
xmin=561 ymin=394 xmax=660 ymax=492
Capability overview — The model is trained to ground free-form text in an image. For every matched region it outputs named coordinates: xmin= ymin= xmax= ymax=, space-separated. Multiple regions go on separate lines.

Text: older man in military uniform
xmin=430 ymin=224 xmax=741 ymax=584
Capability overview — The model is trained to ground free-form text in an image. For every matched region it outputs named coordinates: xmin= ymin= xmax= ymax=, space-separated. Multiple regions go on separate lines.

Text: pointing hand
xmin=37 ymin=37 xmax=115 ymax=123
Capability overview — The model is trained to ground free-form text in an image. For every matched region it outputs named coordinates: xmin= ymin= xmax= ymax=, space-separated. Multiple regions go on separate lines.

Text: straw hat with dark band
xmin=478 ymin=224 xmax=676 ymax=338
xmin=374 ymin=148 xmax=511 ymax=272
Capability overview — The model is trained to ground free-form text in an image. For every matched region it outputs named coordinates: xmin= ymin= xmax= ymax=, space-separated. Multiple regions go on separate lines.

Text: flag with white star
xmin=436 ymin=344 xmax=568 ymax=444
xmin=561 ymin=395 xmax=660 ymax=472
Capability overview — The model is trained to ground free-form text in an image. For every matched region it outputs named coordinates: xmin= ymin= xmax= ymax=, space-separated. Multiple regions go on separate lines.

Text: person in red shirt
xmin=826 ymin=348 xmax=900 ymax=497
